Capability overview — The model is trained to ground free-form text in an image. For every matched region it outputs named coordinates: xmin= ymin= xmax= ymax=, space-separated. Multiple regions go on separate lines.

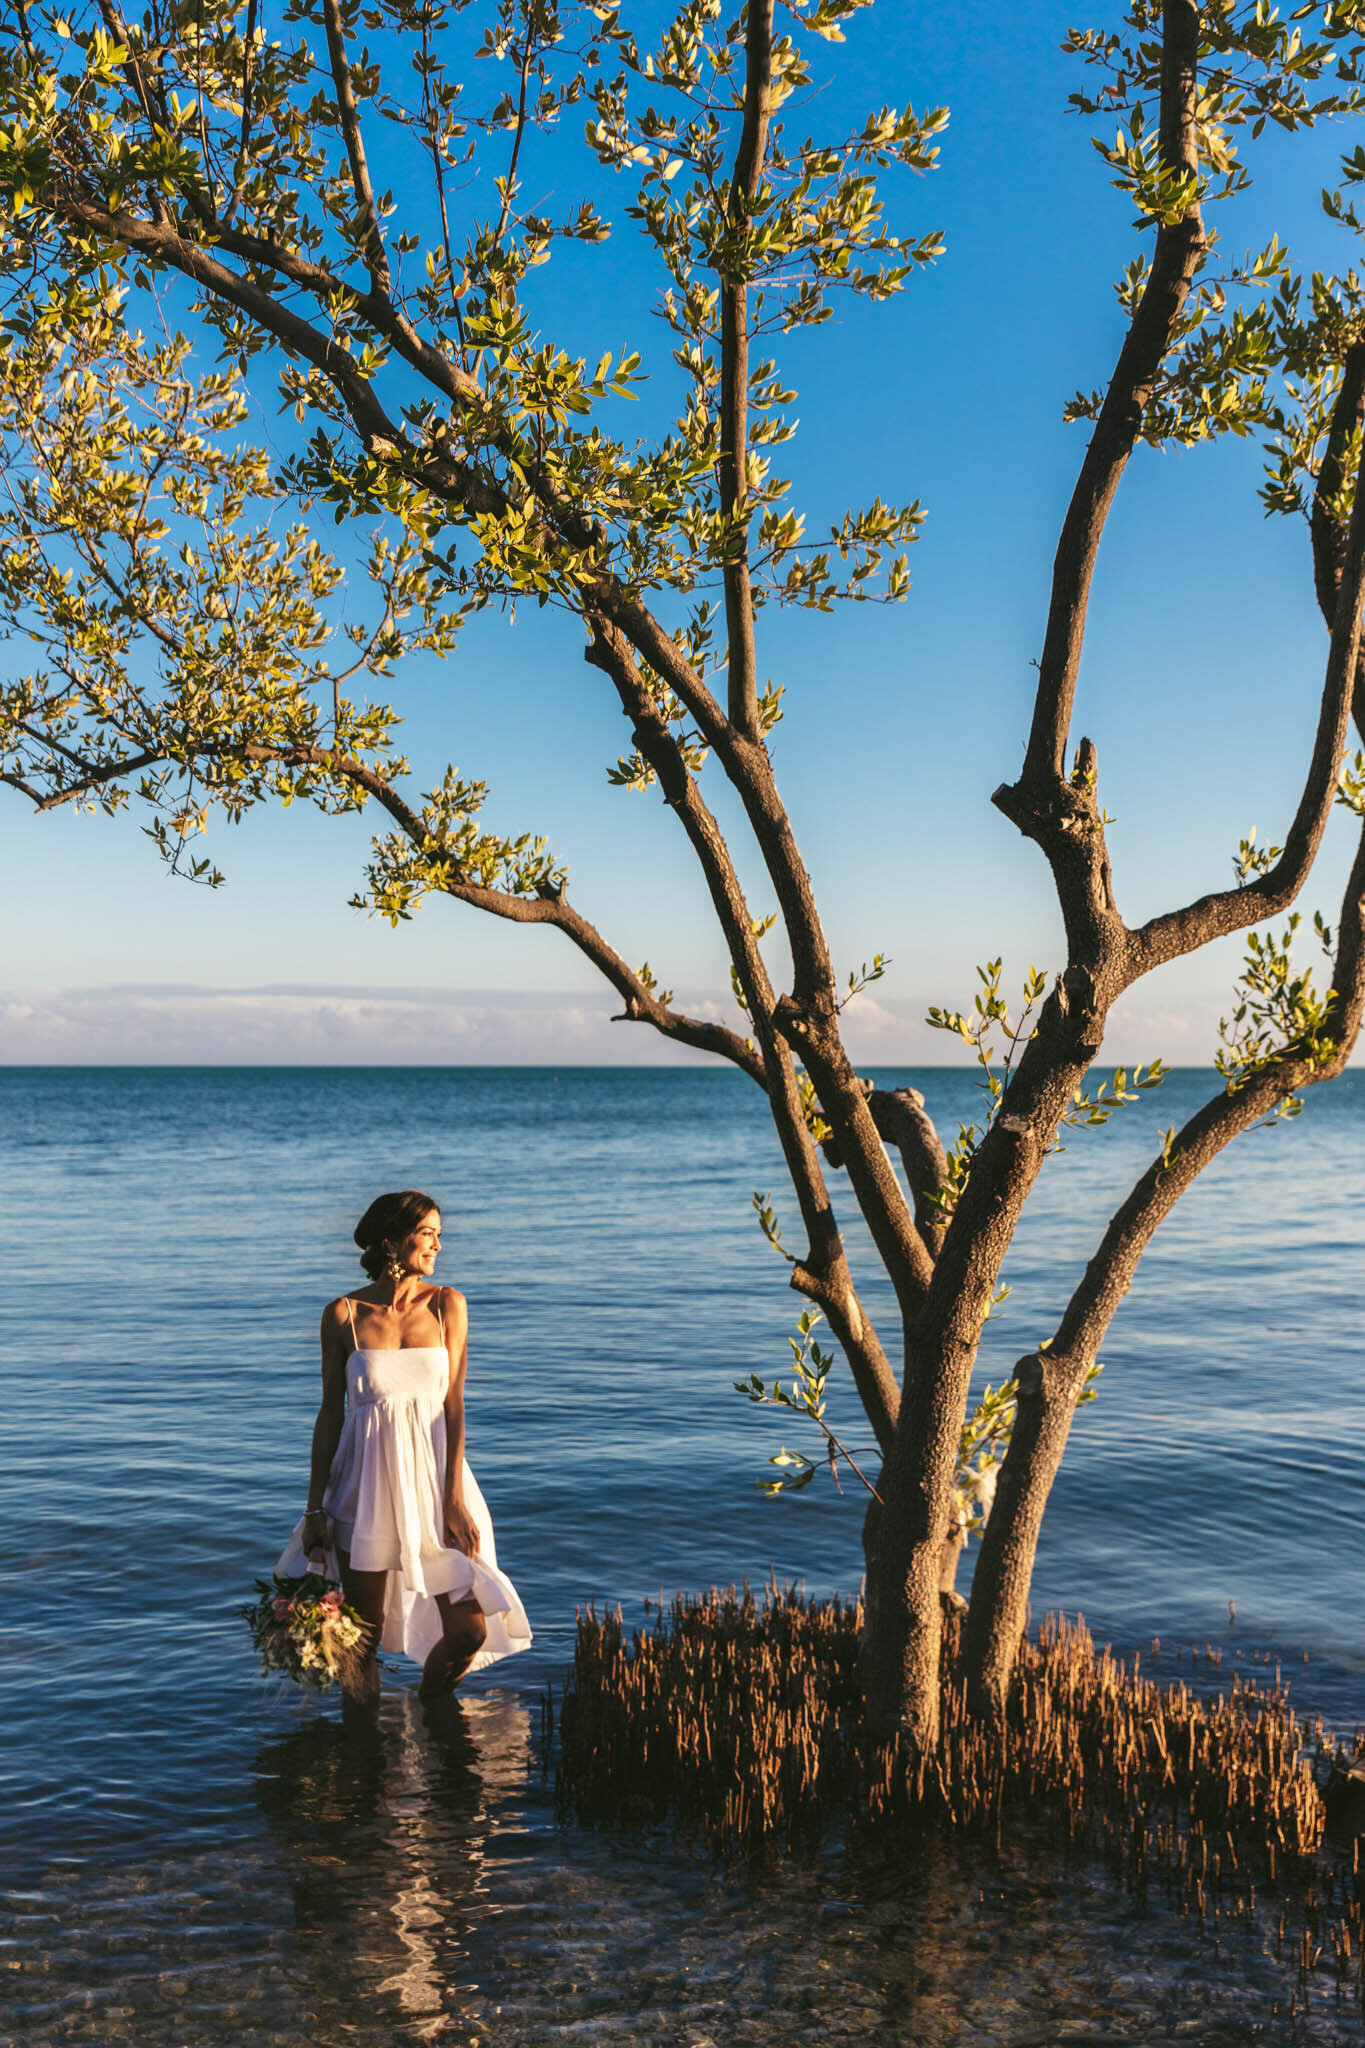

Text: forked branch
xmin=963 ymin=812 xmax=1365 ymax=1718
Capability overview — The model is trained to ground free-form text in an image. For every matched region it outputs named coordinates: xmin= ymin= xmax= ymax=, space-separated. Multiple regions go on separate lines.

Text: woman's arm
xmin=438 ymin=1288 xmax=479 ymax=1556
xmin=301 ymin=1303 xmax=349 ymax=1555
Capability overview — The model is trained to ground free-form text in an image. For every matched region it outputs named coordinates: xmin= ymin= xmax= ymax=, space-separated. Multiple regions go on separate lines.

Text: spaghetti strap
xmin=344 ymin=1298 xmax=358 ymax=1350
xmin=432 ymin=1290 xmax=445 ymax=1343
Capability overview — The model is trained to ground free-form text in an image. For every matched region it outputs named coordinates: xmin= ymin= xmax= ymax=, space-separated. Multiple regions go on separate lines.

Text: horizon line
xmin=0 ymin=1059 xmax=1247 ymax=1072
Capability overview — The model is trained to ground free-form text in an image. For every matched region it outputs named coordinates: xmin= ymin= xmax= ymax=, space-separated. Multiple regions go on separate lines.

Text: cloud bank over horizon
xmin=0 ymin=980 xmax=1235 ymax=1067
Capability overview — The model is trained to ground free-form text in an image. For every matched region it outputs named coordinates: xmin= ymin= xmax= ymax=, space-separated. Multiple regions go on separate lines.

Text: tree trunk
xmin=939 ymin=1521 xmax=967 ymax=1600
xmin=862 ymin=1504 xmax=973 ymax=1741
xmin=961 ymin=1348 xmax=1090 ymax=1722
xmin=861 ymin=1510 xmax=945 ymax=1747
xmin=859 ymin=1325 xmax=979 ymax=1743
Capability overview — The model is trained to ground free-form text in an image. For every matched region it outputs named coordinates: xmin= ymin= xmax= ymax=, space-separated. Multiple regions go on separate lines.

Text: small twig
xmin=808 ymin=1413 xmax=882 ymax=1504
xmin=493 ymin=20 xmax=538 ymax=249
xmin=222 ymin=0 xmax=260 ymax=226
xmin=420 ymin=10 xmax=468 ymax=357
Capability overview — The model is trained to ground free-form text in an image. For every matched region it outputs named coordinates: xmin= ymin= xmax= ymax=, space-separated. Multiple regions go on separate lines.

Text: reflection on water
xmin=4 ymin=1690 xmax=535 ymax=2048
xmin=253 ymin=1692 xmax=532 ymax=2042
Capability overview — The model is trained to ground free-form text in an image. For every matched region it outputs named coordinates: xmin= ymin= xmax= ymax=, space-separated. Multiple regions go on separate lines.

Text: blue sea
xmin=3 ymin=1065 xmax=1363 ymax=2045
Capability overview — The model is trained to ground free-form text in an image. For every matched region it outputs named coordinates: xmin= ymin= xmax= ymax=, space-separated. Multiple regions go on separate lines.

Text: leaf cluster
xmin=1060 ymin=9 xmax=1365 ymax=471
xmin=951 ymin=1376 xmax=1016 ymax=1539
xmin=354 ymin=764 xmax=568 ymax=922
xmin=1062 ymin=1059 xmax=1168 ymax=1131
xmin=734 ymin=1307 xmax=875 ymax=1498
xmin=0 ymin=304 xmax=452 ymax=875
xmin=923 ymin=959 xmax=1049 ymax=1217
xmin=1215 ymin=909 xmax=1339 ymax=1107
xmin=0 ymin=0 xmax=947 ymax=636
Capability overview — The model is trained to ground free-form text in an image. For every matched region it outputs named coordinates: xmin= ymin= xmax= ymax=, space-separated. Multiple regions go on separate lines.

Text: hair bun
xmin=352 ymin=1190 xmax=440 ymax=1280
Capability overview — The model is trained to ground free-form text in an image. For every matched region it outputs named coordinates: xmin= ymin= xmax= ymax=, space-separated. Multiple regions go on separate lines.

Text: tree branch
xmin=775 ymin=995 xmax=938 ymax=1317
xmin=6 ymin=711 xmax=767 ymax=1074
xmin=53 ymin=199 xmax=394 ymax=439
xmin=966 ymin=803 xmax=1365 ymax=1723
xmin=1310 ymin=339 xmax=1365 ymax=743
xmin=909 ymin=375 xmax=1365 ymax=1433
xmin=584 ymin=612 xmax=902 ymax=1442
xmin=585 ymin=617 xmax=780 ymax=1034
xmin=866 ymin=1084 xmax=948 ymax=1257
xmin=49 ymin=198 xmax=512 ymax=525
xmin=718 ymin=0 xmax=773 ymax=740
xmin=601 ymin=585 xmax=848 ymax=1017
xmin=1128 ymin=349 xmax=1365 ymax=977
xmin=1006 ymin=0 xmax=1205 ymax=802
xmin=13 ymin=740 xmax=162 ymax=806
xmin=207 ymin=169 xmax=489 ymax=431
xmin=493 ymin=19 xmax=537 ymax=249
xmin=238 ymin=743 xmax=761 ymax=1081
xmin=991 ymin=732 xmax=1124 ymax=969
xmin=1 ymin=767 xmax=48 ymax=805
xmin=63 ymin=187 xmax=608 ymax=569
xmin=321 ymin=0 xmax=392 ymax=294
xmin=1047 ymin=831 xmax=1365 ymax=1377
xmin=223 ymin=0 xmax=261 ymax=228
xmin=94 ymin=0 xmax=174 ymax=225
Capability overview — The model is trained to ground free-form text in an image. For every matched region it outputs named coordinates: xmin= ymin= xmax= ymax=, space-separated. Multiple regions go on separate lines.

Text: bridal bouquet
xmin=242 ymin=1573 xmax=369 ymax=1691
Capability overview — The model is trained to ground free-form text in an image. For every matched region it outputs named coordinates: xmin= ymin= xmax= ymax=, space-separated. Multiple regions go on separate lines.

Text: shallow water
xmin=3 ymin=1065 xmax=1364 ymax=2043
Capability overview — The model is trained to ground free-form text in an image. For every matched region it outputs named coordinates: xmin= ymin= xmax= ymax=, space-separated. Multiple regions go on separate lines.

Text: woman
xmin=276 ymin=1190 xmax=532 ymax=1711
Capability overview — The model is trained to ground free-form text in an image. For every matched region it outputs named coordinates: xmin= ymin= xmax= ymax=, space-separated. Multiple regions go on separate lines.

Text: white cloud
xmin=1 ymin=976 xmax=1312 ymax=1068
xmin=0 ymin=980 xmax=988 ymax=1068
xmin=0 ymin=983 xmax=705 ymax=1065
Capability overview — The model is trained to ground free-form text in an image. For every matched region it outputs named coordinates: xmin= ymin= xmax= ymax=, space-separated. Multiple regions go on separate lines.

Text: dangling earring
xmin=384 ymin=1243 xmax=408 ymax=1281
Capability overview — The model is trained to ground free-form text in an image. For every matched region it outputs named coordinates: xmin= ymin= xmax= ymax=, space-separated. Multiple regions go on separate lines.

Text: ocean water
xmin=2 ymin=1064 xmax=1363 ymax=2046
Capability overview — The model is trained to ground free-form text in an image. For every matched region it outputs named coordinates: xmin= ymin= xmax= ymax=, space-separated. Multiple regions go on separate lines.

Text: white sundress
xmin=276 ymin=1299 xmax=532 ymax=1673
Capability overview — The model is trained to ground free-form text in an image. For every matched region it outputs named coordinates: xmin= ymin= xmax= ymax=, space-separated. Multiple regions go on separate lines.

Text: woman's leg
xmin=337 ymin=1547 xmax=387 ymax=1725
xmin=420 ymin=1594 xmax=487 ymax=1699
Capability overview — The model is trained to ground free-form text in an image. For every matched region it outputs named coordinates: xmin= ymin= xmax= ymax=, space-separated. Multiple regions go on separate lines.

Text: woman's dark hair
xmin=353 ymin=1190 xmax=440 ymax=1280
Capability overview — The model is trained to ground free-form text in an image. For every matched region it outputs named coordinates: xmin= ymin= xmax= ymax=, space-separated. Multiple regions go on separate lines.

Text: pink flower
xmin=273 ymin=1598 xmax=291 ymax=1621
xmin=321 ymin=1588 xmax=343 ymax=1611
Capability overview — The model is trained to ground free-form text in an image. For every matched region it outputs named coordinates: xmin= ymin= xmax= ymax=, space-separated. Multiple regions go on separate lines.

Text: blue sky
xmin=4 ymin=2 xmax=1362 ymax=1065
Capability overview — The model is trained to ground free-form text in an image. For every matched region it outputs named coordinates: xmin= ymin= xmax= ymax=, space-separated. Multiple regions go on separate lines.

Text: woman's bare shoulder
xmin=320 ymin=1290 xmax=370 ymax=1331
xmin=432 ymin=1284 xmax=467 ymax=1320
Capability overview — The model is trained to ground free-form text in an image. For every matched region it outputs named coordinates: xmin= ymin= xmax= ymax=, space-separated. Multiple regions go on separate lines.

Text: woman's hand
xmin=444 ymin=1501 xmax=480 ymax=1557
xmin=301 ymin=1507 xmax=331 ymax=1560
